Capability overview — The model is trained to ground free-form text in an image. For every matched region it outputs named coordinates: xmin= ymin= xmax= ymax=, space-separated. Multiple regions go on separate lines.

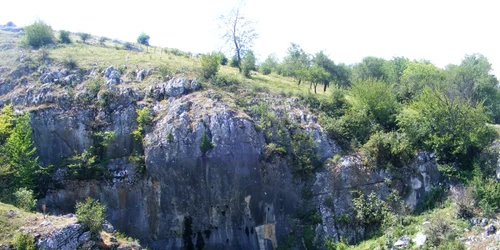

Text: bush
xmin=13 ymin=232 xmax=35 ymax=250
xmin=62 ymin=55 xmax=78 ymax=70
xmin=137 ymin=32 xmax=150 ymax=46
xmin=200 ymin=53 xmax=220 ymax=80
xmin=14 ymin=188 xmax=37 ymax=211
xmin=76 ymin=197 xmax=106 ymax=236
xmin=209 ymin=73 xmax=240 ymax=87
xmin=23 ymin=20 xmax=54 ymax=48
xmin=424 ymin=215 xmax=456 ymax=247
xmin=78 ymin=32 xmax=91 ymax=43
xmin=229 ymin=55 xmax=240 ymax=68
xmin=451 ymin=185 xmax=475 ymax=219
xmin=131 ymin=107 xmax=152 ymax=141
xmin=200 ymin=131 xmax=214 ymax=154
xmin=352 ymin=191 xmax=389 ymax=227
xmin=242 ymin=51 xmax=256 ymax=77
xmin=59 ymin=30 xmax=71 ymax=44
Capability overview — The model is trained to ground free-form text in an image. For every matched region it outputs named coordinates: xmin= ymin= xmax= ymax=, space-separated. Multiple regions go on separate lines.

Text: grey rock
xmin=40 ymin=220 xmax=52 ymax=227
xmin=485 ymin=224 xmax=496 ymax=236
xmin=81 ymin=240 xmax=95 ymax=249
xmin=413 ymin=232 xmax=427 ymax=247
xmin=394 ymin=236 xmax=410 ymax=248
xmin=110 ymin=236 xmax=117 ymax=242
xmin=136 ymin=69 xmax=146 ymax=81
xmin=165 ymin=77 xmax=186 ymax=97
xmin=78 ymin=231 xmax=91 ymax=243
xmin=7 ymin=210 xmax=15 ymax=217
xmin=482 ymin=219 xmax=489 ymax=227
xmin=190 ymin=78 xmax=201 ymax=91
xmin=37 ymin=223 xmax=85 ymax=250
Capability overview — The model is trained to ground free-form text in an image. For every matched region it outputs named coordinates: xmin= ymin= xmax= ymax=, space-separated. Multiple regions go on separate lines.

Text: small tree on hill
xmin=137 ymin=33 xmax=150 ymax=46
xmin=200 ymin=53 xmax=220 ymax=80
xmin=241 ymin=51 xmax=256 ymax=77
xmin=23 ymin=20 xmax=54 ymax=48
xmin=76 ymin=197 xmax=106 ymax=236
xmin=59 ymin=30 xmax=71 ymax=44
xmin=78 ymin=32 xmax=91 ymax=43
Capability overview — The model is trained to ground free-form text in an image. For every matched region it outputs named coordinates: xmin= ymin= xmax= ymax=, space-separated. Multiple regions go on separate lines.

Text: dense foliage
xmin=23 ymin=20 xmax=54 ymax=48
xmin=76 ymin=197 xmax=106 ymax=236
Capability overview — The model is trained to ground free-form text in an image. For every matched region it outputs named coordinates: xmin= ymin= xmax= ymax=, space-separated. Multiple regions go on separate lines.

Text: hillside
xmin=1 ymin=22 xmax=500 ymax=250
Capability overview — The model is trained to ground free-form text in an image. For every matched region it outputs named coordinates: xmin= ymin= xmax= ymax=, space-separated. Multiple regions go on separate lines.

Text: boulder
xmin=165 ymin=78 xmax=186 ymax=97
xmin=413 ymin=232 xmax=427 ymax=247
xmin=394 ymin=236 xmax=410 ymax=248
xmin=485 ymin=224 xmax=496 ymax=236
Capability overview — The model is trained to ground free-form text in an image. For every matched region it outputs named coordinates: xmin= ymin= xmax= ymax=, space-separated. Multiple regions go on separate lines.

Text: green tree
xmin=200 ymin=131 xmax=214 ymax=155
xmin=352 ymin=56 xmax=390 ymax=82
xmin=137 ymin=32 xmax=150 ymax=46
xmin=397 ymin=61 xmax=445 ymax=101
xmin=259 ymin=54 xmax=279 ymax=75
xmin=241 ymin=50 xmax=256 ymax=77
xmin=76 ymin=197 xmax=106 ymax=236
xmin=14 ymin=188 xmax=37 ymax=211
xmin=0 ymin=104 xmax=14 ymax=144
xmin=279 ymin=43 xmax=310 ymax=84
xmin=446 ymin=54 xmax=500 ymax=123
xmin=78 ymin=32 xmax=91 ymax=43
xmin=200 ymin=53 xmax=220 ymax=80
xmin=59 ymin=30 xmax=71 ymax=44
xmin=308 ymin=65 xmax=331 ymax=93
xmin=23 ymin=20 xmax=54 ymax=48
xmin=397 ymin=87 xmax=496 ymax=167
xmin=3 ymin=113 xmax=39 ymax=190
xmin=350 ymin=78 xmax=400 ymax=130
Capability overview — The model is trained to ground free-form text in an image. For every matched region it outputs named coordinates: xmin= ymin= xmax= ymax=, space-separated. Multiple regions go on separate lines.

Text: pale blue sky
xmin=1 ymin=0 xmax=499 ymax=75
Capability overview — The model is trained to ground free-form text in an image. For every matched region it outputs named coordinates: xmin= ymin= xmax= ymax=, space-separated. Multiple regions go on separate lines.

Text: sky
xmin=1 ymin=0 xmax=499 ymax=75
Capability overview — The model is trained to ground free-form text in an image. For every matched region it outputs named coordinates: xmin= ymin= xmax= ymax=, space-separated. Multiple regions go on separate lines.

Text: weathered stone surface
xmin=413 ymin=232 xmax=427 ymax=247
xmin=165 ymin=77 xmax=186 ymax=97
xmin=36 ymin=223 xmax=85 ymax=250
xmin=313 ymin=152 xmax=440 ymax=244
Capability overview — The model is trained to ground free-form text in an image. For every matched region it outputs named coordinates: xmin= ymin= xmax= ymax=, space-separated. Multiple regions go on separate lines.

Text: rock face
xmin=0 ymin=59 xmax=440 ymax=249
xmin=39 ymin=92 xmax=318 ymax=250
xmin=313 ymin=152 xmax=440 ymax=244
xmin=36 ymin=223 xmax=88 ymax=250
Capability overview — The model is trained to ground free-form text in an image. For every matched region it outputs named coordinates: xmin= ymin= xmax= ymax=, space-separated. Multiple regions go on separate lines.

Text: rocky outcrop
xmin=313 ymin=152 xmax=440 ymax=244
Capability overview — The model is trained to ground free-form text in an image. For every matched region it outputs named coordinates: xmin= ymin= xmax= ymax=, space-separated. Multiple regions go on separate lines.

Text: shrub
xmin=62 ymin=55 xmax=78 ymax=70
xmin=86 ymin=77 xmax=103 ymax=97
xmin=424 ymin=215 xmax=456 ymax=247
xmin=200 ymin=131 xmax=214 ymax=154
xmin=241 ymin=51 xmax=256 ymax=77
xmin=78 ymin=32 xmax=91 ymax=43
xmin=200 ymin=53 xmax=220 ymax=80
xmin=59 ymin=30 xmax=71 ymax=44
xmin=209 ymin=73 xmax=240 ymax=87
xmin=352 ymin=191 xmax=389 ymax=229
xmin=137 ymin=32 xmax=150 ymax=46
xmin=23 ymin=20 xmax=54 ymax=48
xmin=360 ymin=131 xmax=413 ymax=169
xmin=131 ymin=107 xmax=152 ymax=141
xmin=229 ymin=55 xmax=240 ymax=68
xmin=13 ymin=232 xmax=35 ymax=250
xmin=470 ymin=167 xmax=500 ymax=217
xmin=157 ymin=64 xmax=172 ymax=81
xmin=14 ymin=188 xmax=37 ymax=211
xmin=76 ymin=197 xmax=106 ymax=236
xmin=451 ymin=185 xmax=475 ymax=219
xmin=66 ymin=149 xmax=102 ymax=180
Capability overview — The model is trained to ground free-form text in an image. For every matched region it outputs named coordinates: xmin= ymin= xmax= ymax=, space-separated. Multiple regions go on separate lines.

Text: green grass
xmin=0 ymin=202 xmax=37 ymax=245
xmin=1 ymin=30 xmax=333 ymax=103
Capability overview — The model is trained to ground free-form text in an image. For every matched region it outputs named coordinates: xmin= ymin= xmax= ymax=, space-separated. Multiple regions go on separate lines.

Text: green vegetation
xmin=200 ymin=53 xmax=220 ymax=80
xmin=131 ymin=107 xmax=152 ymax=141
xmin=59 ymin=30 xmax=71 ymax=44
xmin=13 ymin=231 xmax=35 ymax=250
xmin=23 ymin=20 xmax=54 ymax=48
xmin=78 ymin=32 xmax=91 ymax=43
xmin=76 ymin=197 xmax=106 ymax=236
xmin=14 ymin=188 xmax=37 ymax=211
xmin=136 ymin=32 xmax=150 ymax=46
xmin=200 ymin=131 xmax=215 ymax=154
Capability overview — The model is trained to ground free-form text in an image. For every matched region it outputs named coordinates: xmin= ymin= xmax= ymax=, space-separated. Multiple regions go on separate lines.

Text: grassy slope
xmin=0 ymin=30 xmax=332 ymax=104
xmin=0 ymin=202 xmax=38 ymax=245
